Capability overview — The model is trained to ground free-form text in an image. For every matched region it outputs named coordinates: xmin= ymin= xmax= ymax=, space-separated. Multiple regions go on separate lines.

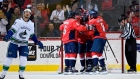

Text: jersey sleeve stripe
xmin=30 ymin=33 xmax=34 ymax=38
xmin=10 ymin=28 xmax=16 ymax=33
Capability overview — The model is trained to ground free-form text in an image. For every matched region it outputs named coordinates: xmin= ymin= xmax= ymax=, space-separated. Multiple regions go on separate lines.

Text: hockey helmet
xmin=81 ymin=14 xmax=89 ymax=23
xmin=89 ymin=10 xmax=98 ymax=18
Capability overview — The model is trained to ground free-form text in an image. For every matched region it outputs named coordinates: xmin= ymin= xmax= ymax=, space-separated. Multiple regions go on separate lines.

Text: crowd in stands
xmin=0 ymin=0 xmax=139 ymax=38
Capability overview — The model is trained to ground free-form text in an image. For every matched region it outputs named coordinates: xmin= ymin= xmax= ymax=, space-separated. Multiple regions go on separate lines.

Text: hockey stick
xmin=49 ymin=44 xmax=62 ymax=54
xmin=103 ymin=49 xmax=107 ymax=60
xmin=28 ymin=43 xmax=36 ymax=46
xmin=106 ymin=39 xmax=119 ymax=63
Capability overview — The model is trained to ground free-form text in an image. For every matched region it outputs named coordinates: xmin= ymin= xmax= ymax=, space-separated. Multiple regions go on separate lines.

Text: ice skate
xmin=127 ymin=69 xmax=136 ymax=74
xmin=0 ymin=75 xmax=5 ymax=79
xmin=19 ymin=75 xmax=24 ymax=79
xmin=80 ymin=66 xmax=86 ymax=74
xmin=99 ymin=66 xmax=107 ymax=75
xmin=64 ymin=67 xmax=73 ymax=75
xmin=89 ymin=66 xmax=99 ymax=75
xmin=85 ymin=64 xmax=93 ymax=74
xmin=63 ymin=67 xmax=69 ymax=75
xmin=72 ymin=67 xmax=79 ymax=75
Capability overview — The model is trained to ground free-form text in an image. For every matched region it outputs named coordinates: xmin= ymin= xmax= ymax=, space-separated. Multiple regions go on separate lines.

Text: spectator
xmin=129 ymin=9 xmax=139 ymax=37
xmin=81 ymin=0 xmax=98 ymax=11
xmin=39 ymin=2 xmax=50 ymax=28
xmin=1 ymin=0 xmax=9 ymax=13
xmin=8 ymin=0 xmax=17 ymax=8
xmin=8 ymin=5 xmax=21 ymax=27
xmin=50 ymin=4 xmax=65 ymax=31
xmin=14 ymin=0 xmax=25 ymax=9
xmin=0 ymin=9 xmax=8 ymax=35
xmin=35 ymin=2 xmax=50 ymax=36
xmin=21 ymin=0 xmax=31 ymax=10
xmin=1 ymin=0 xmax=17 ymax=31
xmin=31 ymin=0 xmax=35 ymax=6
xmin=127 ymin=1 xmax=139 ymax=37
xmin=41 ymin=23 xmax=59 ymax=37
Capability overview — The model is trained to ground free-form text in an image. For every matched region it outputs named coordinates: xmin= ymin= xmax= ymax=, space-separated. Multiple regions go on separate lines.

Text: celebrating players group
xmin=59 ymin=8 xmax=108 ymax=75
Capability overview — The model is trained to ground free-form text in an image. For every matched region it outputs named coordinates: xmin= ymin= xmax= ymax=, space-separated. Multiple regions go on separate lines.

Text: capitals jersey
xmin=60 ymin=18 xmax=86 ymax=44
xmin=89 ymin=16 xmax=108 ymax=39
xmin=77 ymin=31 xmax=87 ymax=44
xmin=85 ymin=30 xmax=94 ymax=40
xmin=10 ymin=18 xmax=34 ymax=45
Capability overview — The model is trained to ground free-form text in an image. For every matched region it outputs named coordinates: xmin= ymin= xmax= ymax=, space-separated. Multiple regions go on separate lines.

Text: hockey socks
xmin=0 ymin=57 xmax=13 ymax=77
xmin=86 ymin=52 xmax=92 ymax=66
xmin=80 ymin=59 xmax=85 ymax=67
xmin=19 ymin=56 xmax=27 ymax=77
xmin=79 ymin=53 xmax=85 ymax=67
xmin=19 ymin=66 xmax=26 ymax=78
xmin=92 ymin=52 xmax=99 ymax=66
xmin=65 ymin=59 xmax=69 ymax=67
xmin=68 ymin=53 xmax=77 ymax=67
xmin=65 ymin=54 xmax=69 ymax=67
xmin=92 ymin=58 xmax=98 ymax=66
xmin=98 ymin=54 xmax=105 ymax=67
xmin=99 ymin=58 xmax=105 ymax=67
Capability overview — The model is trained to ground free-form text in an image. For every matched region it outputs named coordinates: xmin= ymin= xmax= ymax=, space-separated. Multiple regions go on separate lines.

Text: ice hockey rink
xmin=0 ymin=72 xmax=140 ymax=79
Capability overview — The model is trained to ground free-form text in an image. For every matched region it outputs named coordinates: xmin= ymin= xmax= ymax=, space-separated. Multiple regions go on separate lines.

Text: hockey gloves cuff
xmin=3 ymin=35 xmax=11 ymax=42
xmin=37 ymin=41 xmax=44 ymax=49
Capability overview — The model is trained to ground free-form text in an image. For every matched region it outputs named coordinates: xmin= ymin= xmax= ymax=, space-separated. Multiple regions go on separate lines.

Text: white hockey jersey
xmin=10 ymin=18 xmax=34 ymax=46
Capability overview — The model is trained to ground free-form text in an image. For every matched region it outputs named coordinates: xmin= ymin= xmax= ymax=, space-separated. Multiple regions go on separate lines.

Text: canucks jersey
xmin=10 ymin=18 xmax=34 ymax=45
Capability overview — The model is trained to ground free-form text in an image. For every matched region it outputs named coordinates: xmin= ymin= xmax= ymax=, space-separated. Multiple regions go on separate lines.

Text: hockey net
xmin=58 ymin=32 xmax=125 ymax=73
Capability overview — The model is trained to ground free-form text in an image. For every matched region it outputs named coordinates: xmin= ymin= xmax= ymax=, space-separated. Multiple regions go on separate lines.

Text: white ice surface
xmin=0 ymin=72 xmax=140 ymax=79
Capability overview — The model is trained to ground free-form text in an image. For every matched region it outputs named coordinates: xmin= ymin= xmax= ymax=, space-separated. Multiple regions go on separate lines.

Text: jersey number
xmin=101 ymin=23 xmax=105 ymax=32
xmin=63 ymin=25 xmax=67 ymax=34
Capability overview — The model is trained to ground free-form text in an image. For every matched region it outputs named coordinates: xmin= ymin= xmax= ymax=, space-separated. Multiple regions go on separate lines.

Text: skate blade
xmin=85 ymin=72 xmax=90 ymax=74
xmin=64 ymin=72 xmax=73 ymax=75
xmin=80 ymin=72 xmax=85 ymax=74
xmin=89 ymin=71 xmax=99 ymax=75
xmin=128 ymin=72 xmax=137 ymax=74
xmin=64 ymin=72 xmax=68 ymax=75
xmin=99 ymin=71 xmax=108 ymax=75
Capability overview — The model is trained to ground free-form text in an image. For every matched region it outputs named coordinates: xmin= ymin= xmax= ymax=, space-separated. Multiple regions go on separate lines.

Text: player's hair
xmin=118 ymin=14 xmax=127 ymax=23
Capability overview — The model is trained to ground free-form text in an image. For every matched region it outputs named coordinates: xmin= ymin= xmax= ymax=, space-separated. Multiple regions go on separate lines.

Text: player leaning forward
xmin=0 ymin=9 xmax=44 ymax=79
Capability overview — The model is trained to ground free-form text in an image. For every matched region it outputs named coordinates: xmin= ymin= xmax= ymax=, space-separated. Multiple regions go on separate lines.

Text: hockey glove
xmin=37 ymin=41 xmax=44 ymax=49
xmin=3 ymin=35 xmax=11 ymax=42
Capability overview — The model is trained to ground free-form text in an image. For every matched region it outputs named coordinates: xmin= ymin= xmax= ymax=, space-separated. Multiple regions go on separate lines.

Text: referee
xmin=118 ymin=14 xmax=137 ymax=73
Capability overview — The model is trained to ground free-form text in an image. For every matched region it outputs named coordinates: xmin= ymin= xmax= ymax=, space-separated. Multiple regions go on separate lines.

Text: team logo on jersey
xmin=19 ymin=30 xmax=27 ymax=39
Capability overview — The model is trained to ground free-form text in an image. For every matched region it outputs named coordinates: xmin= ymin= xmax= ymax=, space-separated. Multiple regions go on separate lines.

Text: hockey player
xmin=77 ymin=14 xmax=88 ymax=73
xmin=0 ymin=9 xmax=44 ymax=79
xmin=84 ymin=22 xmax=94 ymax=73
xmin=87 ymin=10 xmax=108 ymax=74
xmin=59 ymin=10 xmax=87 ymax=74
